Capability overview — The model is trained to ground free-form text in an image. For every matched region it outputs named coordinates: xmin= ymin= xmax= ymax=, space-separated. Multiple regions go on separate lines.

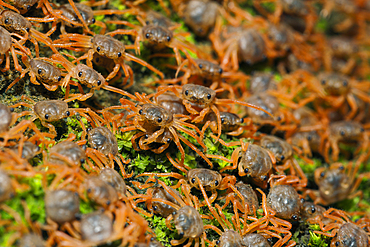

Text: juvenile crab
xmin=313 ymin=208 xmax=370 ymax=247
xmin=211 ymin=22 xmax=274 ymax=71
xmin=155 ymin=92 xmax=188 ymax=115
xmin=0 ymin=10 xmax=58 ymax=56
xmin=311 ymin=72 xmax=370 ymax=120
xmin=118 ymin=100 xmax=212 ymax=170
xmin=106 ymin=10 xmax=199 ymax=65
xmin=48 ymin=202 xmax=148 ymax=247
xmin=0 ymin=103 xmax=51 ymax=147
xmin=319 ymin=120 xmax=368 ymax=162
xmin=260 ymin=135 xmax=308 ymax=188
xmin=6 ymin=56 xmax=62 ymax=92
xmin=51 ymin=53 xmax=138 ymax=102
xmin=202 ymin=111 xmax=255 ymax=138
xmin=286 ymin=107 xmax=322 ymax=157
xmin=304 ymin=161 xmax=370 ymax=205
xmin=266 ymin=182 xmax=302 ymax=222
xmin=249 ymin=72 xmax=277 ymax=95
xmin=208 ymin=142 xmax=275 ymax=188
xmin=0 ymin=169 xmax=15 ymax=203
xmin=220 ymin=181 xmax=259 ymax=215
xmin=135 ymin=179 xmax=210 ymax=247
xmin=152 ymin=83 xmax=274 ymax=139
xmin=174 ymin=0 xmax=220 ymax=37
xmin=84 ymin=175 xmax=119 ymax=207
xmin=0 ymin=26 xmax=30 ymax=73
xmin=98 ymin=168 xmax=127 ymax=198
xmin=146 ymin=185 xmax=182 ymax=217
xmin=43 ymin=2 xmax=125 ymax=35
xmin=10 ymin=97 xmax=100 ymax=135
xmin=85 ymin=126 xmax=130 ymax=177
xmin=141 ymin=168 xmax=235 ymax=206
xmin=0 ymin=0 xmax=38 ymax=13
xmin=53 ymin=32 xmax=164 ymax=86
xmin=45 ymin=189 xmax=80 ymax=225
xmin=243 ymin=93 xmax=281 ymax=127
xmin=253 ymin=0 xmax=317 ymax=35
xmin=323 ymin=37 xmax=360 ymax=75
xmin=9 ymin=141 xmax=41 ymax=161
xmin=243 ymin=187 xmax=296 ymax=246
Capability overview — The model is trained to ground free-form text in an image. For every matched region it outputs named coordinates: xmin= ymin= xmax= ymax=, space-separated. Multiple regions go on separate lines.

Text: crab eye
xmin=96 ymin=46 xmax=101 ymax=52
xmin=307 ymin=135 xmax=312 ymax=141
xmin=261 ymin=175 xmax=268 ymax=181
xmin=184 ymin=90 xmax=189 ymax=96
xmin=4 ymin=18 xmax=9 ymax=24
xmin=57 ymin=76 xmax=62 ymax=81
xmin=139 ymin=109 xmax=143 ymax=114
xmin=153 ymin=205 xmax=158 ymax=210
xmin=166 ymin=138 xmax=171 ymax=143
xmin=311 ymin=206 xmax=316 ymax=213
xmin=97 ymin=80 xmax=102 ymax=86
xmin=198 ymin=63 xmax=203 ymax=69
xmin=38 ymin=69 xmax=42 ymax=74
xmin=240 ymin=118 xmax=244 ymax=123
xmin=216 ymin=240 xmax=220 ymax=245
xmin=207 ymin=94 xmax=212 ymax=100
xmin=145 ymin=21 xmax=149 ymax=25
xmin=80 ymin=158 xmax=85 ymax=164
xmin=340 ymin=130 xmax=345 ymax=136
xmin=335 ymin=241 xmax=340 ymax=246
xmin=281 ymin=155 xmax=285 ymax=160
xmin=339 ymin=166 xmax=344 ymax=170
xmin=320 ymin=172 xmax=325 ymax=177
xmin=166 ymin=36 xmax=171 ymax=42
xmin=191 ymin=178 xmax=196 ymax=183
xmin=27 ymin=5 xmax=31 ymax=9
xmin=87 ymin=188 xmax=92 ymax=193
xmin=219 ymin=68 xmax=223 ymax=74
xmin=91 ymin=18 xmax=96 ymax=24
xmin=78 ymin=72 xmax=83 ymax=77
xmin=361 ymin=127 xmax=365 ymax=132
xmin=343 ymin=80 xmax=348 ymax=86
xmin=44 ymin=114 xmax=49 ymax=120
xmin=66 ymin=111 xmax=70 ymax=116
xmin=221 ymin=118 xmax=225 ymax=124
xmin=321 ymin=80 xmax=326 ymax=85
xmin=291 ymin=215 xmax=298 ymax=220
xmin=244 ymin=168 xmax=249 ymax=174
xmin=117 ymin=52 xmax=122 ymax=57
xmin=157 ymin=117 xmax=162 ymax=123
xmin=146 ymin=33 xmax=150 ymax=38
xmin=215 ymin=180 xmax=219 ymax=186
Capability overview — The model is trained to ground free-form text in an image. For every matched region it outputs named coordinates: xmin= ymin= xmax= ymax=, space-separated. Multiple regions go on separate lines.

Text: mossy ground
xmin=0 ymin=0 xmax=369 ymax=246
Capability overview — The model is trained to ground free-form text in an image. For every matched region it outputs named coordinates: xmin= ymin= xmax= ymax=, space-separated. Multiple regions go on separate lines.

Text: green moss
xmin=0 ymin=175 xmax=45 ymax=246
xmin=144 ymin=215 xmax=177 ymax=247
xmin=2 ymin=0 xmax=369 ymax=246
